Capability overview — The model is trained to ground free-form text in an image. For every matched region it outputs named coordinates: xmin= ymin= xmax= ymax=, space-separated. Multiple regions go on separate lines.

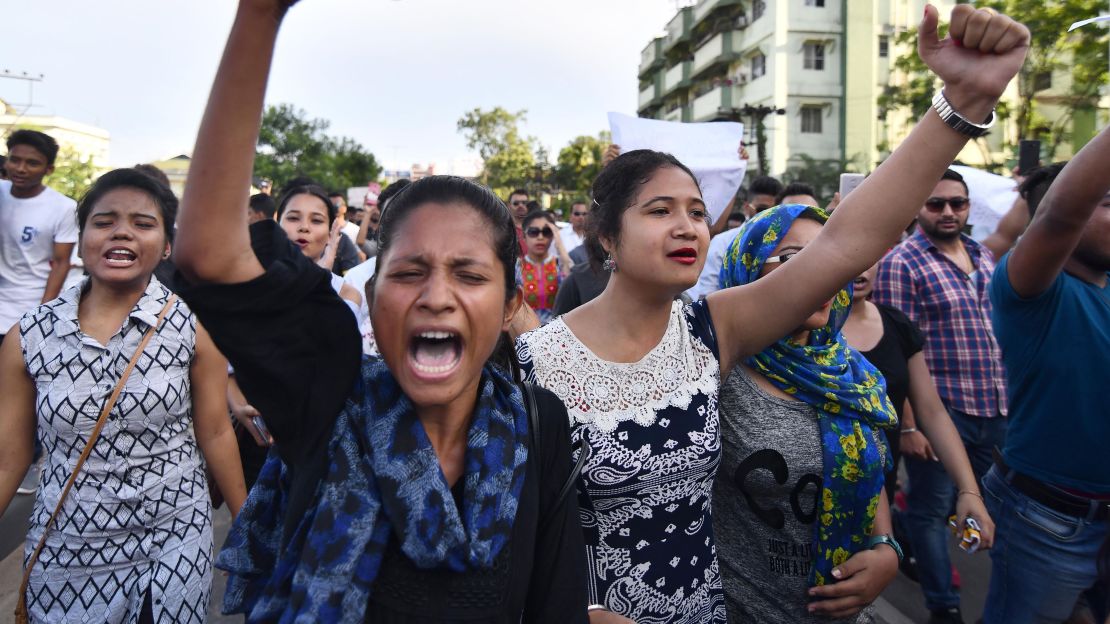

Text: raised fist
xmin=918 ymin=4 xmax=1030 ymax=114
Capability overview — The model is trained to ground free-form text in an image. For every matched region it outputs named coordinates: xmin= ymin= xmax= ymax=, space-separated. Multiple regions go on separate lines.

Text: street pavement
xmin=0 ymin=497 xmax=992 ymax=623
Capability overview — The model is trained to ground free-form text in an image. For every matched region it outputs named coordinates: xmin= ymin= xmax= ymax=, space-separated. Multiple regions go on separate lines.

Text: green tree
xmin=254 ymin=103 xmax=381 ymax=192
xmin=456 ymin=107 xmax=536 ymax=193
xmin=554 ymin=131 xmax=610 ymax=196
xmin=46 ymin=147 xmax=99 ymax=200
xmin=879 ymin=2 xmax=1109 ymax=164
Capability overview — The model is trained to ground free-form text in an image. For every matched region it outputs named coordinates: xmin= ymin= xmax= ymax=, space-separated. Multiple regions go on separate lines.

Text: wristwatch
xmin=868 ymin=534 xmax=904 ymax=562
xmin=932 ymin=90 xmax=996 ymax=138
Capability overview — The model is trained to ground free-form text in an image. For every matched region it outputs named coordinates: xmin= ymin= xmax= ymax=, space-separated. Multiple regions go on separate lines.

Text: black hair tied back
xmin=372 ymin=175 xmax=523 ymax=378
xmin=586 ymin=149 xmax=700 ymax=271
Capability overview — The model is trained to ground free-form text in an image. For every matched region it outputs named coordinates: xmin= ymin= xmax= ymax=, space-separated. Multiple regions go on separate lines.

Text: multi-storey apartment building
xmin=637 ymin=0 xmax=1104 ymax=176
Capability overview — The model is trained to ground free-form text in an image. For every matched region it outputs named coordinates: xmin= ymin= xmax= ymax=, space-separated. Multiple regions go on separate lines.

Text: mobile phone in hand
xmin=839 ymin=173 xmax=865 ymax=199
xmin=251 ymin=415 xmax=272 ymax=444
xmin=1018 ymin=139 xmax=1040 ymax=176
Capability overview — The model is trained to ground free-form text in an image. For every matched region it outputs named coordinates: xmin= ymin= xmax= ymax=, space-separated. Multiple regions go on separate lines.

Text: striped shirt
xmin=873 ymin=230 xmax=1008 ymax=418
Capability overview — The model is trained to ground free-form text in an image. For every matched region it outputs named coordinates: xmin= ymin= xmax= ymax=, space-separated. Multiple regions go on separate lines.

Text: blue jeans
xmin=904 ymin=407 xmax=1007 ymax=611
xmin=981 ymin=465 xmax=1109 ymax=623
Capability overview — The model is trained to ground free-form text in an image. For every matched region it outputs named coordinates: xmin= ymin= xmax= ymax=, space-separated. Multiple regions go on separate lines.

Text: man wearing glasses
xmin=560 ymin=199 xmax=589 ymax=255
xmin=873 ymin=168 xmax=1008 ymax=624
xmin=508 ymin=188 xmax=530 ymax=255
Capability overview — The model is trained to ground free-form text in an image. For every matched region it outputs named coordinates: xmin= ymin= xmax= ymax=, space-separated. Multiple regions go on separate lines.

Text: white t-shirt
xmin=342 ymin=221 xmax=361 ymax=245
xmin=342 ymin=257 xmax=378 ymax=355
xmin=0 ymin=180 xmax=78 ymax=330
xmin=560 ymin=225 xmax=584 ymax=255
xmin=685 ymin=227 xmax=742 ymax=301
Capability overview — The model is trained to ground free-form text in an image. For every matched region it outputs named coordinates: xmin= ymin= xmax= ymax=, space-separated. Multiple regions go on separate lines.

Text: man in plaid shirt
xmin=873 ymin=168 xmax=1008 ymax=624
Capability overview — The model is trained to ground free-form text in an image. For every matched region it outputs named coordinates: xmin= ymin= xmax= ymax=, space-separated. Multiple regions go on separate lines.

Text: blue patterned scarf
xmin=216 ymin=358 xmax=530 ymax=622
xmin=720 ymin=205 xmax=898 ymax=586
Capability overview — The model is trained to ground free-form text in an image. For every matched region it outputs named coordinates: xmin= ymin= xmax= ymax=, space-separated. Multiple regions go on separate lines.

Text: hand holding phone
xmin=839 ymin=173 xmax=866 ymax=200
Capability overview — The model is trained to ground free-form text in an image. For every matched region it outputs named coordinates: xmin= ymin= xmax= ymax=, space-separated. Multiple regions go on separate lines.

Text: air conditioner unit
xmin=736 ymin=15 xmax=750 ymax=29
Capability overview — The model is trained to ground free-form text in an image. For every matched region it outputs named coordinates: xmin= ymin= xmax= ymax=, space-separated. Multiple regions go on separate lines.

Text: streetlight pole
xmin=734 ymin=104 xmax=786 ymax=175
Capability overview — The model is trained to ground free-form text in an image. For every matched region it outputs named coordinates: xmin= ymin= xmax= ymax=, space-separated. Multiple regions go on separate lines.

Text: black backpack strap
xmin=520 ymin=382 xmax=587 ymax=534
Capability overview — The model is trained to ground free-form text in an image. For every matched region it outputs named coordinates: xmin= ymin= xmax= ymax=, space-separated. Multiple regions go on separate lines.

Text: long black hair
xmin=371 ymin=175 xmax=522 ymax=378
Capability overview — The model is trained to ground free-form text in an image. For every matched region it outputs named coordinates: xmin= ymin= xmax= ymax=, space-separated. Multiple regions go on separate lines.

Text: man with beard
xmin=507 ymin=188 xmax=529 ymax=256
xmin=873 ymin=168 xmax=1008 ymax=624
xmin=982 ymin=128 xmax=1110 ymax=623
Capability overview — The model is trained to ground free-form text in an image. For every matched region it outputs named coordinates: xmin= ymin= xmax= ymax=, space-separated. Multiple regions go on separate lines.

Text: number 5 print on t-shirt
xmin=21 ymin=226 xmax=36 ymax=244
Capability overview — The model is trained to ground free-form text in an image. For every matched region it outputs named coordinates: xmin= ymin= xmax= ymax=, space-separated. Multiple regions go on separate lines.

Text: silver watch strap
xmin=932 ymin=90 xmax=996 ymax=138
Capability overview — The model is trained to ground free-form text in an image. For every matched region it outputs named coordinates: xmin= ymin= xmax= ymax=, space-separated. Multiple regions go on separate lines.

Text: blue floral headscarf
xmin=720 ymin=204 xmax=898 ymax=586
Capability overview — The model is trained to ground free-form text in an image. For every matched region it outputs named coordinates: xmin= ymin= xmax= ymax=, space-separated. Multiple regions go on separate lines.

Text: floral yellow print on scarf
xmin=720 ymin=204 xmax=898 ymax=586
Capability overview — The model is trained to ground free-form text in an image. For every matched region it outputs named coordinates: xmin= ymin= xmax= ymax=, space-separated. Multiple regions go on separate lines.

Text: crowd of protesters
xmin=0 ymin=2 xmax=1107 ymax=624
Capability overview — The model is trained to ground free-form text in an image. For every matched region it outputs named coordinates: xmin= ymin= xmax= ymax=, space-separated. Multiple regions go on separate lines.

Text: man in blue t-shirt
xmin=985 ymin=125 xmax=1110 ymax=624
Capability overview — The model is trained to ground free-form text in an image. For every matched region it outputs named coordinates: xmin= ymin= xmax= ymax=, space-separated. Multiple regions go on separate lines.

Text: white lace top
xmin=517 ymin=300 xmax=727 ymax=623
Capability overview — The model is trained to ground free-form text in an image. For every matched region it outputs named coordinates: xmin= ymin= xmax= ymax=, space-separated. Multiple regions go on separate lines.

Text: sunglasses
xmin=765 ymin=251 xmax=800 ymax=265
xmin=525 ymin=226 xmax=554 ymax=239
xmin=572 ymin=211 xmax=589 ymax=217
xmin=511 ymin=200 xmax=529 ymax=206
xmin=924 ymin=197 xmax=970 ymax=212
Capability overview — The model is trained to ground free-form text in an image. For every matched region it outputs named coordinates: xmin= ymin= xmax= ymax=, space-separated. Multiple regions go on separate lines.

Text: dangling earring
xmin=602 ymin=253 xmax=618 ymax=272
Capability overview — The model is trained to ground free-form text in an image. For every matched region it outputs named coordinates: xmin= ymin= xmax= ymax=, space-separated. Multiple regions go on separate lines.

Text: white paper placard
xmin=950 ymin=165 xmax=1020 ymax=241
xmin=608 ymin=112 xmax=746 ymax=223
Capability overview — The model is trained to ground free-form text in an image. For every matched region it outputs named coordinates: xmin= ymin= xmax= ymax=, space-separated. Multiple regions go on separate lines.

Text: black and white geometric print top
xmin=18 ymin=276 xmax=214 ymax=624
xmin=517 ymin=300 xmax=728 ymax=623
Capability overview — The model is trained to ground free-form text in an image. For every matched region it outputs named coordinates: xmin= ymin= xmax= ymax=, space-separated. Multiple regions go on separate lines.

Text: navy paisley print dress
xmin=517 ymin=300 xmax=726 ymax=623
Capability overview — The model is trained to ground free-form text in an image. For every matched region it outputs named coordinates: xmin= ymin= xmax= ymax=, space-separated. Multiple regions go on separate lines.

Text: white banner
xmin=950 ymin=165 xmax=1020 ymax=241
xmin=608 ymin=112 xmax=746 ymax=224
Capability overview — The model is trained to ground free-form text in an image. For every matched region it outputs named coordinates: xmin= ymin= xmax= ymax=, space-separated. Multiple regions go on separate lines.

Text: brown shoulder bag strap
xmin=15 ymin=294 xmax=178 ymax=624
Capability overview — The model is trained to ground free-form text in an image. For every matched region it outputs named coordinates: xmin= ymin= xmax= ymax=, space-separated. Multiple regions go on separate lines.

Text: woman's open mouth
xmin=667 ymin=248 xmax=698 ymax=265
xmin=408 ymin=330 xmax=463 ymax=379
xmin=103 ymin=247 xmax=137 ymax=267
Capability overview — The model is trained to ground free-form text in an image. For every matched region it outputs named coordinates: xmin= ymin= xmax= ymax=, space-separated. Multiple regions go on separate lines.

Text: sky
xmin=0 ymin=0 xmax=680 ymax=172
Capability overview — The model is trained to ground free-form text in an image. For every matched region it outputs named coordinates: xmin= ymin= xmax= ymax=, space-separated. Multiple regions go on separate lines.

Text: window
xmin=805 ymin=0 xmax=825 ymax=6
xmin=1034 ymin=71 xmax=1052 ymax=91
xmin=751 ymin=53 xmax=767 ymax=79
xmin=753 ymin=0 xmax=766 ymax=21
xmin=803 ymin=42 xmax=825 ymax=70
xmin=801 ymin=107 xmax=823 ymax=133
xmin=879 ymin=35 xmax=889 ymax=58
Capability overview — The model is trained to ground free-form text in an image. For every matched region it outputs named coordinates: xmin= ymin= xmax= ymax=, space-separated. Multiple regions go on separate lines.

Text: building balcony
xmin=664 ymin=61 xmax=693 ymax=95
xmin=637 ymin=74 xmax=665 ymax=115
xmin=664 ymin=7 xmax=694 ymax=52
xmin=639 ymin=38 xmax=665 ymax=78
xmin=662 ymin=103 xmax=692 ymax=123
xmin=692 ymin=84 xmax=735 ymax=122
xmin=693 ymin=30 xmax=741 ymax=80
xmin=694 ymin=0 xmax=745 ymax=24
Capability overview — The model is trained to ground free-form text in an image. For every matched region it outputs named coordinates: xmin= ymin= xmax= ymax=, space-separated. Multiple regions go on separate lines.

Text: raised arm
xmin=708 ymin=5 xmax=1029 ymax=371
xmin=1006 ymin=125 xmax=1110 ymax=297
xmin=981 ymin=194 xmax=1029 ymax=260
xmin=174 ymin=0 xmax=297 ymax=284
